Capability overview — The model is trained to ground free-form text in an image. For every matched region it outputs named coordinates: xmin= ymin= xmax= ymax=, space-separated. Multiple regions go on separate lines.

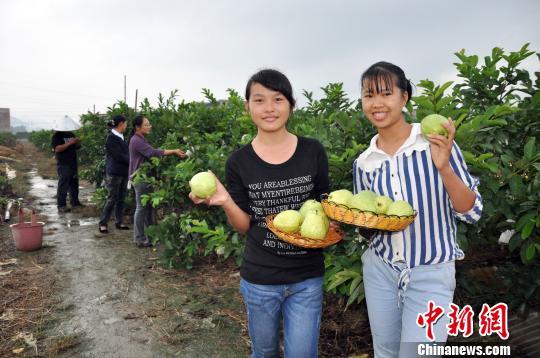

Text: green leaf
xmin=413 ymin=97 xmax=435 ymax=111
xmin=435 ymin=97 xmax=454 ymax=112
xmin=537 ymin=215 xmax=540 ymax=228
xmin=349 ymin=275 xmax=362 ymax=295
xmin=525 ymin=243 xmax=536 ymax=261
xmin=434 ymin=81 xmax=454 ymax=99
xmin=508 ymin=233 xmax=521 ymax=252
xmin=509 ymin=176 xmax=526 ymax=196
xmin=517 ymin=213 xmax=536 ymax=231
xmin=521 ymin=221 xmax=536 ymax=240
xmin=531 ymin=91 xmax=540 ymax=106
xmin=524 ymin=137 xmax=536 ymax=161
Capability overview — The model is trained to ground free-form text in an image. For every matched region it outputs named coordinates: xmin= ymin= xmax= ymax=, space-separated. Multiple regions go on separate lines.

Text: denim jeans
xmin=133 ymin=182 xmax=153 ymax=244
xmin=99 ymin=174 xmax=128 ymax=226
xmin=239 ymin=276 xmax=323 ymax=358
xmin=361 ymin=248 xmax=456 ymax=358
xmin=57 ymin=164 xmax=79 ymax=207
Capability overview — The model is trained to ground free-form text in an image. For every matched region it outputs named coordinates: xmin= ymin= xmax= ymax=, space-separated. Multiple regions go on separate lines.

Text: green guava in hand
xmin=189 ymin=172 xmax=217 ymax=199
xmin=386 ymin=200 xmax=414 ymax=217
xmin=328 ymin=189 xmax=353 ymax=206
xmin=421 ymin=114 xmax=449 ymax=138
xmin=273 ymin=210 xmax=302 ymax=233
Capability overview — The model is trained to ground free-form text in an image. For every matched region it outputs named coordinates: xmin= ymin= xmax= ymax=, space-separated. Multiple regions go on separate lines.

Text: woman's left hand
xmin=427 ymin=118 xmax=455 ymax=171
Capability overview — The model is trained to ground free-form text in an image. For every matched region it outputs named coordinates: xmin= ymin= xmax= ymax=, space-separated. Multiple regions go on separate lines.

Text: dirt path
xmin=3 ymin=145 xmax=374 ymax=357
xmin=27 ymin=167 xmax=249 ymax=357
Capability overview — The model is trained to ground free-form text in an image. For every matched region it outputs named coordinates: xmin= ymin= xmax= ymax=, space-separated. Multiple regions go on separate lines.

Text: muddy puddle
xmin=27 ymin=168 xmax=249 ymax=357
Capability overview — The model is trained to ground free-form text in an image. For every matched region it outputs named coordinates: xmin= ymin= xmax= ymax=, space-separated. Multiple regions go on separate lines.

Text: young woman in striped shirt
xmin=354 ymin=61 xmax=482 ymax=357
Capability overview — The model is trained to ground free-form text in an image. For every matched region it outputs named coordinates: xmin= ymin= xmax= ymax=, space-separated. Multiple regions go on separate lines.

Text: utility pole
xmin=93 ymin=104 xmax=96 ymax=114
xmin=134 ymin=89 xmax=138 ymax=112
xmin=124 ymin=75 xmax=127 ymax=103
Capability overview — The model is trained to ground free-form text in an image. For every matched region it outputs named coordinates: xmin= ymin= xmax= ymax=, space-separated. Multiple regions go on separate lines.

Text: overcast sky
xmin=1 ymin=0 xmax=539 ymax=129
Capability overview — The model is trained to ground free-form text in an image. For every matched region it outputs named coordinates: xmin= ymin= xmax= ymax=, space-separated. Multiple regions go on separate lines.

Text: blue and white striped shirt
xmin=353 ymin=123 xmax=482 ymax=275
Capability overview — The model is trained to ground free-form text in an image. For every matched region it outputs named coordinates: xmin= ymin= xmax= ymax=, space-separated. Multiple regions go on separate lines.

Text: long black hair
xmin=361 ymin=61 xmax=412 ymax=104
xmin=245 ymin=69 xmax=296 ymax=108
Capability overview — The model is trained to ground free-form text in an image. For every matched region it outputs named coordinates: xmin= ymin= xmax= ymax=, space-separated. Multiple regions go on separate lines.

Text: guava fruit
xmin=273 ymin=210 xmax=302 ymax=233
xmin=304 ymin=208 xmax=329 ymax=231
xmin=421 ymin=114 xmax=449 ymax=138
xmin=299 ymin=200 xmax=323 ymax=221
xmin=189 ymin=172 xmax=217 ymax=199
xmin=348 ymin=193 xmax=377 ymax=212
xmin=300 ymin=212 xmax=328 ymax=240
xmin=374 ymin=195 xmax=393 ymax=214
xmin=386 ymin=200 xmax=414 ymax=216
xmin=357 ymin=190 xmax=377 ymax=201
xmin=328 ymin=189 xmax=353 ymax=206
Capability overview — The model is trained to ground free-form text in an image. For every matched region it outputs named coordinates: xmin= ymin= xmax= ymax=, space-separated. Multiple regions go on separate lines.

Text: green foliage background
xmin=30 ymin=44 xmax=540 ymax=312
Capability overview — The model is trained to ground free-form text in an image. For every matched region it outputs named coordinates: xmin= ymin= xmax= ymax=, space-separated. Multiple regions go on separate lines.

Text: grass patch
xmin=48 ymin=334 xmax=81 ymax=354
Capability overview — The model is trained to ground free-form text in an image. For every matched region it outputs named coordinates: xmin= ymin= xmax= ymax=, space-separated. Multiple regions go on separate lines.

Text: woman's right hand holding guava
xmin=189 ymin=171 xmax=231 ymax=207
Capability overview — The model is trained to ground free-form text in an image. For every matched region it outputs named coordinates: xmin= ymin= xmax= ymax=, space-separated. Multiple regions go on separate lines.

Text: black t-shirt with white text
xmin=51 ymin=131 xmax=79 ymax=167
xmin=225 ymin=136 xmax=329 ymax=285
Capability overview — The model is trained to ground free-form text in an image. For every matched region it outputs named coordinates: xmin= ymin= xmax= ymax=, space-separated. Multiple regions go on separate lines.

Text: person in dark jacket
xmin=98 ymin=115 xmax=130 ymax=233
xmin=51 ymin=115 xmax=83 ymax=213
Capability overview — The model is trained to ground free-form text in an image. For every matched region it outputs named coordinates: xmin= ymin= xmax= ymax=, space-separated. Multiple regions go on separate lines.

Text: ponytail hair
xmin=108 ymin=114 xmax=127 ymax=129
xmin=361 ymin=61 xmax=413 ymax=104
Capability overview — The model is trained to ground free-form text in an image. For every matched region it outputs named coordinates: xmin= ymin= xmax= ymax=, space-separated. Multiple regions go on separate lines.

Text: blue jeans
xmin=362 ymin=248 xmax=456 ymax=358
xmin=133 ymin=182 xmax=153 ymax=244
xmin=239 ymin=276 xmax=323 ymax=358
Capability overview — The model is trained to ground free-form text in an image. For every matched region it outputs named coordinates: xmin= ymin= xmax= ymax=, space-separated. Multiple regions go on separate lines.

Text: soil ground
xmin=4 ymin=142 xmax=537 ymax=357
xmin=1 ymin=144 xmax=373 ymax=357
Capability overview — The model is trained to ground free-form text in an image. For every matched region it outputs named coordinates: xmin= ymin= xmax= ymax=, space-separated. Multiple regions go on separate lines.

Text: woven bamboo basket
xmin=321 ymin=194 xmax=416 ymax=231
xmin=265 ymin=215 xmax=344 ymax=249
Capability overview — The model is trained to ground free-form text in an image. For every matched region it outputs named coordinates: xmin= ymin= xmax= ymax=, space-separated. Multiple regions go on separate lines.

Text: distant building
xmin=0 ymin=108 xmax=10 ymax=132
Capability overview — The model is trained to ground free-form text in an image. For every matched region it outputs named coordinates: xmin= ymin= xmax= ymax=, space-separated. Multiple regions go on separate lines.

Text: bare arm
xmin=428 ymin=119 xmax=476 ymax=213
xmin=164 ymin=149 xmax=187 ymax=158
xmin=55 ymin=137 xmax=79 ymax=153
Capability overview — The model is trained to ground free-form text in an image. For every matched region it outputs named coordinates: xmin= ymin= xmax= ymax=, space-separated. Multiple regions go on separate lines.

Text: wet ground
xmin=2 ymin=144 xmax=376 ymax=357
xmin=12 ymin=167 xmax=249 ymax=357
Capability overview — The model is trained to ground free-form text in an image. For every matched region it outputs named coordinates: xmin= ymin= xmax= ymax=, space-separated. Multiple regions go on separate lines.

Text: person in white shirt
xmin=98 ymin=115 xmax=130 ymax=234
xmin=354 ymin=61 xmax=482 ymax=357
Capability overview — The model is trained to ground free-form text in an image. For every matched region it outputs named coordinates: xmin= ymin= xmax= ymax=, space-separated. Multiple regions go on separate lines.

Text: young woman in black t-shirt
xmin=190 ymin=69 xmax=329 ymax=357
